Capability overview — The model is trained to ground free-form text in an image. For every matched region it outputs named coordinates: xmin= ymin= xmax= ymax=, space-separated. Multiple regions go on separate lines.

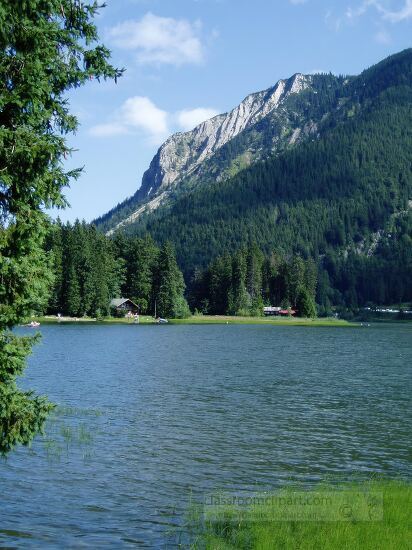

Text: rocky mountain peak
xmin=144 ymin=73 xmax=312 ymax=193
xmin=103 ymin=72 xmax=316 ymax=235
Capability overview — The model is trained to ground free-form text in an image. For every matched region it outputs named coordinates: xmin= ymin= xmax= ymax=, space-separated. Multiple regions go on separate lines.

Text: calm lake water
xmin=1 ymin=324 xmax=411 ymax=547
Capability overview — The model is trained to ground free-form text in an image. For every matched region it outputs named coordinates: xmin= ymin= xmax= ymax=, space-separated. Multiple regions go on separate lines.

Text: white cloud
xmin=89 ymin=96 xmax=168 ymax=143
xmin=383 ymin=0 xmax=412 ymax=22
xmin=90 ymin=98 xmax=220 ymax=142
xmin=109 ymin=12 xmax=204 ymax=66
xmin=347 ymin=0 xmax=412 ymax=22
xmin=346 ymin=1 xmax=372 ymax=19
xmin=176 ymin=107 xmax=220 ymax=131
xmin=120 ymin=96 xmax=169 ymax=137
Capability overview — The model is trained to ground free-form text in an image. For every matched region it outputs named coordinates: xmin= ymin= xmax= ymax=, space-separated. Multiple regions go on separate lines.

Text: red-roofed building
xmin=279 ymin=309 xmax=297 ymax=316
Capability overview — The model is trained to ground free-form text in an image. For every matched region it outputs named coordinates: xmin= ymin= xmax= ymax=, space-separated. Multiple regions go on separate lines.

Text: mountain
xmin=95 ymin=50 xmax=412 ymax=307
xmin=96 ymin=71 xmax=344 ymax=234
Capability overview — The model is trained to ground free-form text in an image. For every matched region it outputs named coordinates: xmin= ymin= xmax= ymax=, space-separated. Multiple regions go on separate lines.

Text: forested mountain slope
xmin=95 ymin=71 xmax=345 ymax=234
xmin=95 ymin=50 xmax=412 ymax=308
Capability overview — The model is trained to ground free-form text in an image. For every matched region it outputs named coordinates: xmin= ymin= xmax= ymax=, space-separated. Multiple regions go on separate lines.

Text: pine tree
xmin=154 ymin=242 xmax=189 ymax=318
xmin=123 ymin=235 xmax=158 ymax=313
xmin=65 ymin=264 xmax=81 ymax=316
xmin=228 ymin=250 xmax=248 ymax=315
xmin=44 ymin=219 xmax=64 ymax=314
xmin=296 ymin=287 xmax=317 ymax=318
xmin=208 ymin=255 xmax=232 ymax=314
xmin=246 ymin=245 xmax=264 ymax=316
xmin=304 ymin=258 xmax=318 ymax=298
xmin=262 ymin=251 xmax=285 ymax=306
xmin=0 ymin=1 xmax=121 ymax=454
xmin=43 ymin=221 xmax=125 ymax=318
xmin=286 ymin=256 xmax=306 ymax=307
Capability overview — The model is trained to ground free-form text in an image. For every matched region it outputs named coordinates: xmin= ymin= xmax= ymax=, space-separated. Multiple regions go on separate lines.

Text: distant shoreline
xmin=29 ymin=315 xmax=358 ymax=327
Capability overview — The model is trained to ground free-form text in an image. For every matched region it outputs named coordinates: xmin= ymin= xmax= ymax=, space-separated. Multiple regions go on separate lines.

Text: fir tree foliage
xmin=115 ymin=234 xmax=158 ymax=314
xmin=0 ymin=1 xmax=121 ymax=454
xmin=45 ymin=220 xmax=123 ymax=316
xmin=153 ymin=242 xmax=190 ymax=319
xmin=190 ymin=247 xmax=318 ymax=317
xmin=44 ymin=224 xmax=189 ymax=319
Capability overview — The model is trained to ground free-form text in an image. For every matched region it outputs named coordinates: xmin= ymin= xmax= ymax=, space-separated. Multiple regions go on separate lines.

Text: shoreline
xmin=30 ymin=315 xmax=358 ymax=327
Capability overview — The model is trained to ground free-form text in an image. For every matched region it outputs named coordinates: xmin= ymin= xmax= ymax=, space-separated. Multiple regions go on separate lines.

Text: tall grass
xmin=189 ymin=480 xmax=411 ymax=549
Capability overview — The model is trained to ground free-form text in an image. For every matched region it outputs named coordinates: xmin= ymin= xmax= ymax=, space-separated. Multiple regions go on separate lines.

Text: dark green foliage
xmin=44 ymin=225 xmax=189 ymax=318
xmin=246 ymin=246 xmax=264 ymax=316
xmin=135 ymin=83 xmax=412 ymax=275
xmin=285 ymin=256 xmax=306 ymax=307
xmin=115 ymin=234 xmax=158 ymax=313
xmin=153 ymin=242 xmax=190 ymax=318
xmin=190 ymin=247 xmax=317 ymax=317
xmin=46 ymin=221 xmax=64 ymax=313
xmin=296 ymin=287 xmax=317 ymax=318
xmin=228 ymin=250 xmax=248 ymax=315
xmin=0 ymin=1 xmax=121 ymax=454
xmin=320 ymin=211 xmax=412 ymax=309
xmin=205 ymin=255 xmax=232 ymax=315
xmin=45 ymin=220 xmax=123 ymax=317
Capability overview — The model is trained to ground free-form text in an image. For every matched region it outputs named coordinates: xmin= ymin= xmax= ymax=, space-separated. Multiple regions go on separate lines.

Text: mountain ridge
xmin=94 ymin=50 xmax=412 ymax=308
xmin=96 ymin=70 xmax=344 ymax=234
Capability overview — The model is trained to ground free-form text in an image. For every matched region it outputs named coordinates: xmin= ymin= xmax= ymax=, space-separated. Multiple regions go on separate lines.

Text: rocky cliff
xmin=98 ymin=71 xmax=342 ymax=235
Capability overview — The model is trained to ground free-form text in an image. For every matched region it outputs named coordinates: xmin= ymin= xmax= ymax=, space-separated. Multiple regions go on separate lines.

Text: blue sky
xmin=60 ymin=0 xmax=412 ymax=222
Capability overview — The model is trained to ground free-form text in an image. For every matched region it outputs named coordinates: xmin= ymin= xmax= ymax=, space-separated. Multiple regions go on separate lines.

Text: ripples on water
xmin=1 ymin=324 xmax=411 ymax=547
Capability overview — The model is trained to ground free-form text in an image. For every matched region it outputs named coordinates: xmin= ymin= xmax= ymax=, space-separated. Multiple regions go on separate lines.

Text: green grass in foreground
xmin=188 ymin=480 xmax=411 ymax=550
xmin=31 ymin=315 xmax=356 ymax=327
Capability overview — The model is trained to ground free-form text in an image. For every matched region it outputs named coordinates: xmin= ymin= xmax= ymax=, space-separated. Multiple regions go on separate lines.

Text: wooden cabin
xmin=110 ymin=298 xmax=139 ymax=316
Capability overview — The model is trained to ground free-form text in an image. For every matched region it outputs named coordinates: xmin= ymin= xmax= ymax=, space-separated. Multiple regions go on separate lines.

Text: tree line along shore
xmin=42 ymin=220 xmax=318 ymax=320
xmin=36 ymin=219 xmax=410 ymax=323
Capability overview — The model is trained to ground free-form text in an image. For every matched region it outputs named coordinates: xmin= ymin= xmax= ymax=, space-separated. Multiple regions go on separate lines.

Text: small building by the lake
xmin=279 ymin=308 xmax=297 ymax=316
xmin=263 ymin=306 xmax=297 ymax=316
xmin=263 ymin=306 xmax=282 ymax=316
xmin=110 ymin=298 xmax=139 ymax=316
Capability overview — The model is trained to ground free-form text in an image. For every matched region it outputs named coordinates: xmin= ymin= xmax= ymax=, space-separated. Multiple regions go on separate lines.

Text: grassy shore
xmin=32 ymin=315 xmax=156 ymax=325
xmin=169 ymin=315 xmax=355 ymax=327
xmin=189 ymin=480 xmax=411 ymax=549
xmin=31 ymin=315 xmax=356 ymax=327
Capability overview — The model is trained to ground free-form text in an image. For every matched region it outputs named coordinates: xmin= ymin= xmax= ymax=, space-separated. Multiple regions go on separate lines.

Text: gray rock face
xmin=105 ymin=73 xmax=319 ymax=234
xmin=147 ymin=73 xmax=309 ymax=189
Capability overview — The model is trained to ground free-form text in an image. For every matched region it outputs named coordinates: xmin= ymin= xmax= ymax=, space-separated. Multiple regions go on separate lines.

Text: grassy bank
xmin=30 ymin=315 xmax=356 ymax=327
xmin=32 ymin=315 xmax=157 ymax=325
xmin=169 ymin=315 xmax=355 ymax=327
xmin=189 ymin=480 xmax=411 ymax=549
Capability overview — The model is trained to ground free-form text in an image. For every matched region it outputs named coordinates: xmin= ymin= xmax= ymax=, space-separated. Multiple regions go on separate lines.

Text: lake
xmin=1 ymin=324 xmax=411 ymax=547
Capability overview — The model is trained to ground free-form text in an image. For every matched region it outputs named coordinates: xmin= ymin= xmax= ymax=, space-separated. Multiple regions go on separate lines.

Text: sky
xmin=59 ymin=0 xmax=412 ymax=222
